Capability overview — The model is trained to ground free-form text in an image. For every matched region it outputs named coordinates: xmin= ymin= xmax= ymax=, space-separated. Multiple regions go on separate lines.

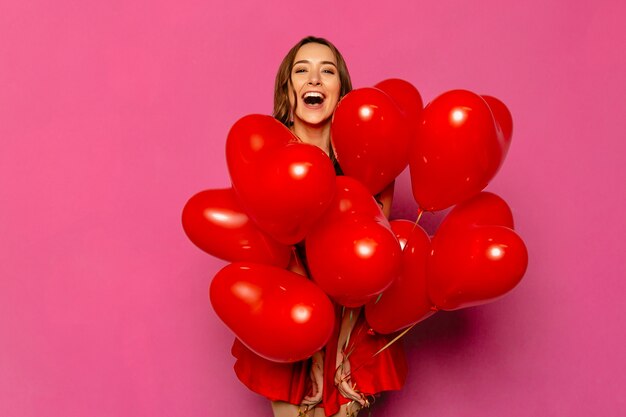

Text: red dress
xmin=232 ymin=307 xmax=407 ymax=416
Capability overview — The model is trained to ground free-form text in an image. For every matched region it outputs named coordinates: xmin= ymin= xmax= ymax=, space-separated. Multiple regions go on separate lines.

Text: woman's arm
xmin=287 ymin=248 xmax=325 ymax=407
xmin=334 ymin=307 xmax=368 ymax=407
xmin=301 ymin=350 xmax=324 ymax=406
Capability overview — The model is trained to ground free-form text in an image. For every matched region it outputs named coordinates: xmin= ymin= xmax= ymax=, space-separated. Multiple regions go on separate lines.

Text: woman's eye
xmin=323 ymin=69 xmax=335 ymax=75
xmin=294 ymin=68 xmax=306 ymax=74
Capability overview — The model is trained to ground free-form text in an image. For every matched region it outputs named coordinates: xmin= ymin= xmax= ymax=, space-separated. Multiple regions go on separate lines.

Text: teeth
xmin=304 ymin=92 xmax=324 ymax=99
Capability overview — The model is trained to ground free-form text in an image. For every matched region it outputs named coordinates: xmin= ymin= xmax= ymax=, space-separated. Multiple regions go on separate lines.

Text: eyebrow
xmin=293 ymin=60 xmax=338 ymax=67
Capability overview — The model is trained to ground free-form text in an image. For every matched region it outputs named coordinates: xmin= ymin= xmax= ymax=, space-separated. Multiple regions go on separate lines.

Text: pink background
xmin=1 ymin=0 xmax=625 ymax=416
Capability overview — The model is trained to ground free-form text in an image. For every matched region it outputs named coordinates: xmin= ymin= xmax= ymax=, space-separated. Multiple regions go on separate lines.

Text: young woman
xmin=231 ymin=36 xmax=407 ymax=417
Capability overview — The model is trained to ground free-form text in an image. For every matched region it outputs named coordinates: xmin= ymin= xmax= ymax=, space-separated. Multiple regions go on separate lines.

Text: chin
xmin=304 ymin=118 xmax=331 ymax=128
xmin=298 ymin=112 xmax=332 ymax=127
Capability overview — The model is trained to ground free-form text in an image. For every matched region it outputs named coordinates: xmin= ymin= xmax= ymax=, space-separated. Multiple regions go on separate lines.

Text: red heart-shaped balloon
xmin=427 ymin=225 xmax=528 ymax=311
xmin=428 ymin=193 xmax=527 ymax=311
xmin=409 ymin=90 xmax=503 ymax=211
xmin=436 ymin=191 xmax=515 ymax=238
xmin=365 ymin=219 xmax=435 ymax=334
xmin=374 ymin=78 xmax=423 ymax=135
xmin=307 ymin=216 xmax=402 ymax=307
xmin=226 ymin=114 xmax=297 ymax=170
xmin=331 ymin=88 xmax=412 ymax=195
xmin=306 ymin=177 xmax=401 ymax=307
xmin=181 ymin=188 xmax=292 ymax=267
xmin=210 ymin=262 xmax=335 ymax=363
xmin=226 ymin=115 xmax=336 ymax=244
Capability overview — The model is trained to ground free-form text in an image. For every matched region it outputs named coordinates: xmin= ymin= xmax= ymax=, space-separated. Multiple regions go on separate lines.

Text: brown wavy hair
xmin=273 ymin=36 xmax=353 ymax=127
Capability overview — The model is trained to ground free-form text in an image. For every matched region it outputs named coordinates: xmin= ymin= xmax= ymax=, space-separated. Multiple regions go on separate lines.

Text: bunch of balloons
xmin=182 ymin=78 xmax=528 ymax=362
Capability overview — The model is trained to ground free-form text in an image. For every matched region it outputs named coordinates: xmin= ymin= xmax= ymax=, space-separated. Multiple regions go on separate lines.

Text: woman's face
xmin=289 ymin=43 xmax=341 ymax=128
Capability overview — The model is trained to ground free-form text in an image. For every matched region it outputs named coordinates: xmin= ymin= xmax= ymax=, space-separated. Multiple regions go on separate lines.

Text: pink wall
xmin=1 ymin=0 xmax=624 ymax=415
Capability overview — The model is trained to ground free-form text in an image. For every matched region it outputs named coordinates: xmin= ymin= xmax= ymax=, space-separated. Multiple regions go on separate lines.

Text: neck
xmin=291 ymin=121 xmax=331 ymax=156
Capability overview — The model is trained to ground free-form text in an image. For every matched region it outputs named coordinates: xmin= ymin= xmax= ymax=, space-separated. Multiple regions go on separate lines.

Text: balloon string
xmin=371 ymin=322 xmax=417 ymax=358
xmin=346 ymin=322 xmax=417 ymax=377
xmin=410 ymin=208 xmax=424 ymax=234
xmin=406 ymin=208 xmax=425 ymax=250
xmin=344 ymin=307 xmax=354 ymax=352
xmin=416 ymin=207 xmax=424 ymax=224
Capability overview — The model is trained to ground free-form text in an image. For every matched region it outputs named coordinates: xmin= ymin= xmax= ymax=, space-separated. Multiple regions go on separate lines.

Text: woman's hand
xmin=334 ymin=351 xmax=368 ymax=407
xmin=301 ymin=351 xmax=324 ymax=406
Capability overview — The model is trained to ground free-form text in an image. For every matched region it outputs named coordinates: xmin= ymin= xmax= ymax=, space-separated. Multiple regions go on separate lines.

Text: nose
xmin=307 ymin=71 xmax=322 ymax=86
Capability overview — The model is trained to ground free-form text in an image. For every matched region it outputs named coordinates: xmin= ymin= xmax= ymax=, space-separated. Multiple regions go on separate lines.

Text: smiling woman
xmin=231 ymin=36 xmax=406 ymax=417
xmin=273 ymin=38 xmax=352 ymax=162
xmin=289 ymin=43 xmax=341 ymax=131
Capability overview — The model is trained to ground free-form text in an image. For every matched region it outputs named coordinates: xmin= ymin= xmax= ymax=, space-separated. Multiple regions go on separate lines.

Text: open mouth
xmin=303 ymin=91 xmax=325 ymax=106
